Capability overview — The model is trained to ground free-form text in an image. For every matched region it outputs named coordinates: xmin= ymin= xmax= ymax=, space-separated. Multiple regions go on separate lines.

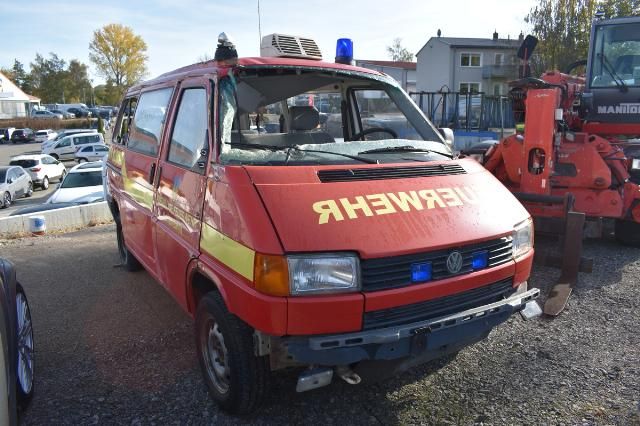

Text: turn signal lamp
xmin=254 ymin=253 xmax=289 ymax=296
xmin=335 ymin=38 xmax=354 ymax=65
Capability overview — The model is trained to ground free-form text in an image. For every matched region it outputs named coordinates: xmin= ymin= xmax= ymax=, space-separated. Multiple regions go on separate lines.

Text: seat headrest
xmin=290 ymin=106 xmax=319 ymax=131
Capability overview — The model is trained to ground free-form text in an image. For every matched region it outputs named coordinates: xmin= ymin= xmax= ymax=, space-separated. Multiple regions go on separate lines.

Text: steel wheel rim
xmin=3 ymin=193 xmax=10 ymax=206
xmin=27 ymin=183 xmax=32 ymax=196
xmin=16 ymin=292 xmax=34 ymax=394
xmin=201 ymin=319 xmax=230 ymax=394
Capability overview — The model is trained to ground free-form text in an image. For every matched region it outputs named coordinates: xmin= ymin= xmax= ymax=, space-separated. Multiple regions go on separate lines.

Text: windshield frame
xmin=216 ymin=66 xmax=448 ymax=166
xmin=589 ymin=21 xmax=640 ymax=89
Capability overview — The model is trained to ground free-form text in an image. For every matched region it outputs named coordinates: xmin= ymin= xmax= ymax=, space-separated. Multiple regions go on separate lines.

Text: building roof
xmin=27 ymin=95 xmax=40 ymax=102
xmin=356 ymin=60 xmax=417 ymax=70
xmin=417 ymin=37 xmax=521 ymax=56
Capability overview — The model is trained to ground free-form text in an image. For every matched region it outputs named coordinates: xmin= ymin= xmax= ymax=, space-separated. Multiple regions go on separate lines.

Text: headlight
xmin=288 ymin=254 xmax=360 ymax=295
xmin=632 ymin=158 xmax=640 ymax=170
xmin=513 ymin=218 xmax=533 ymax=258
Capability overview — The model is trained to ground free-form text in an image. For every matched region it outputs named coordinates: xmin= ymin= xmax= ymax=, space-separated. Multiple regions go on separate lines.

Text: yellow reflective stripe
xmin=108 ymin=148 xmax=124 ymax=167
xmin=200 ymin=224 xmax=255 ymax=281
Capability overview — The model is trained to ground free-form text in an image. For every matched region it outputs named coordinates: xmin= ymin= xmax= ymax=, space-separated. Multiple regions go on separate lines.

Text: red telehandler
xmin=473 ymin=16 xmax=640 ymax=315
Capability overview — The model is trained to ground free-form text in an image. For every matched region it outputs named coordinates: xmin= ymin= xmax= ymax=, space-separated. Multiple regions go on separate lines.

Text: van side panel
xmin=120 ymin=149 xmax=160 ymax=276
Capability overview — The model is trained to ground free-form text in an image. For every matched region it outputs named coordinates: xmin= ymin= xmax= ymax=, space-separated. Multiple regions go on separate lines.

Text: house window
xmin=493 ymin=84 xmax=505 ymax=95
xmin=460 ymin=53 xmax=481 ymax=67
xmin=459 ymin=83 xmax=481 ymax=94
xmin=495 ymin=53 xmax=504 ymax=65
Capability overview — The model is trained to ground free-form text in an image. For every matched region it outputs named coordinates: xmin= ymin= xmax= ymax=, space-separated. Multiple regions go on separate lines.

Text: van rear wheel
xmin=116 ymin=224 xmax=142 ymax=271
xmin=195 ymin=291 xmax=270 ymax=415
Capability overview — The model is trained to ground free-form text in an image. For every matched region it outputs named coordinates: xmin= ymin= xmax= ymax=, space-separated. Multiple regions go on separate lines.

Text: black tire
xmin=15 ymin=283 xmax=34 ymax=410
xmin=195 ymin=291 xmax=270 ymax=415
xmin=78 ymin=158 xmax=88 ymax=163
xmin=59 ymin=170 xmax=67 ymax=182
xmin=41 ymin=176 xmax=49 ymax=190
xmin=615 ymin=219 xmax=640 ymax=247
xmin=116 ymin=223 xmax=142 ymax=271
xmin=2 ymin=192 xmax=11 ymax=208
xmin=25 ymin=182 xmax=33 ymax=198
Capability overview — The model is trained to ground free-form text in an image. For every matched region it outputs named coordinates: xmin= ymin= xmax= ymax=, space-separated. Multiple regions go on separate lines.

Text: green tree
xmin=525 ymin=0 xmax=640 ymax=74
xmin=93 ymin=80 xmax=123 ymax=106
xmin=386 ymin=38 xmax=414 ymax=62
xmin=89 ymin=24 xmax=148 ymax=91
xmin=29 ymin=53 xmax=68 ymax=103
xmin=12 ymin=60 xmax=33 ymax=93
xmin=600 ymin=0 xmax=640 ymax=17
xmin=66 ymin=59 xmax=92 ymax=103
xmin=0 ymin=60 xmax=33 ymax=93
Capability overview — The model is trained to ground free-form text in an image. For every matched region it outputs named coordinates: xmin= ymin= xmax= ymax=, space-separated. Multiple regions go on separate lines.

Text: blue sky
xmin=2 ymin=0 xmax=534 ymax=84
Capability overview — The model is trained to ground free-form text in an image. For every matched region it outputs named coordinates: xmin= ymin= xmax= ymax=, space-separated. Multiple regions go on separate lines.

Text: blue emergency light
xmin=411 ymin=262 xmax=432 ymax=282
xmin=335 ymin=38 xmax=354 ymax=65
xmin=471 ymin=251 xmax=489 ymax=270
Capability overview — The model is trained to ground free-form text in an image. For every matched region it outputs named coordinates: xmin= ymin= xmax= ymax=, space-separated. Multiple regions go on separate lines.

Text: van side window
xmin=167 ymin=88 xmax=208 ymax=170
xmin=128 ymin=88 xmax=173 ymax=156
xmin=58 ymin=139 xmax=71 ymax=148
xmin=114 ymin=98 xmax=138 ymax=145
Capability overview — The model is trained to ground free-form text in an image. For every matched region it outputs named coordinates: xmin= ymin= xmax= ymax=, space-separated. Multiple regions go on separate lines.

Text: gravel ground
xmin=1 ymin=225 xmax=639 ymax=425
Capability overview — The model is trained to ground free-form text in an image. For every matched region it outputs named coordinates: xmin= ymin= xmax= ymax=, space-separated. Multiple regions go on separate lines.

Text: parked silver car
xmin=0 ymin=167 xmax=33 ymax=208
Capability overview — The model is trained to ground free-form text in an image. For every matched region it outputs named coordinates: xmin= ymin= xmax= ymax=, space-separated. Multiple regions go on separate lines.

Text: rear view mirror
xmin=438 ymin=128 xmax=455 ymax=151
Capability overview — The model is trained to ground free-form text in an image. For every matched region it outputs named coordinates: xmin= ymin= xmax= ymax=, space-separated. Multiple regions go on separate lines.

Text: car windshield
xmin=61 ymin=171 xmax=102 ymax=188
xmin=10 ymin=159 xmax=37 ymax=168
xmin=218 ymin=67 xmax=449 ymax=166
xmin=591 ymin=22 xmax=640 ymax=88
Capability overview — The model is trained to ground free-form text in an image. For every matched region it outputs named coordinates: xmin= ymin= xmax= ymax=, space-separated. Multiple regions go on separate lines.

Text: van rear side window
xmin=128 ymin=88 xmax=173 ymax=156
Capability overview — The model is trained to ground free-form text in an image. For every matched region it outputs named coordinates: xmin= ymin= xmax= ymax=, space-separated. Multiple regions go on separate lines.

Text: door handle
xmin=149 ymin=163 xmax=156 ymax=184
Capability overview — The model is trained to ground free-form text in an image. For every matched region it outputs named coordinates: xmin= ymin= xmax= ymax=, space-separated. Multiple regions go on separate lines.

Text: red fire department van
xmin=106 ymin=33 xmax=539 ymax=414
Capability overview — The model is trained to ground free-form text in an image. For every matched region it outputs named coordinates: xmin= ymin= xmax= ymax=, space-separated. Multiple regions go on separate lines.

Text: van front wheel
xmin=195 ymin=291 xmax=270 ymax=415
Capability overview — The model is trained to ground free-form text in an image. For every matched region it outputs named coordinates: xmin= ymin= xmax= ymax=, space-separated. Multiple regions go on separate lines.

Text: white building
xmin=0 ymin=71 xmax=40 ymax=119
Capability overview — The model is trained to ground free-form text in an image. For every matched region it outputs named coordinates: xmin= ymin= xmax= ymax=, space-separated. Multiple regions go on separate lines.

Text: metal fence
xmin=409 ymin=91 xmax=515 ymax=132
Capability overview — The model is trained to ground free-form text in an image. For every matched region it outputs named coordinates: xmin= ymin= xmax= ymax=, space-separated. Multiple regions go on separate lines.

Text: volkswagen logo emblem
xmin=446 ymin=251 xmax=463 ymax=274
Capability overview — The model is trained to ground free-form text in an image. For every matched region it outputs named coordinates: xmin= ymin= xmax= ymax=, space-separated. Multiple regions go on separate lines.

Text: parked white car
xmin=74 ymin=143 xmax=110 ymax=163
xmin=42 ymin=132 xmax=104 ymax=161
xmin=9 ymin=154 xmax=67 ymax=190
xmin=34 ymin=129 xmax=58 ymax=143
xmin=46 ymin=162 xmax=104 ymax=204
xmin=32 ymin=110 xmax=63 ymax=120
xmin=0 ymin=166 xmax=33 ymax=208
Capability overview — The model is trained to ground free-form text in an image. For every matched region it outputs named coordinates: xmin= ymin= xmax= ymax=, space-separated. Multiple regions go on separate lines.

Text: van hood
xmin=245 ymin=159 xmax=529 ymax=258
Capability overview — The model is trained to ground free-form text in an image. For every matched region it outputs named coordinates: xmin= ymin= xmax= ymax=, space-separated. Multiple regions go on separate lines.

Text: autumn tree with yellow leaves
xmin=89 ymin=24 xmax=148 ymax=95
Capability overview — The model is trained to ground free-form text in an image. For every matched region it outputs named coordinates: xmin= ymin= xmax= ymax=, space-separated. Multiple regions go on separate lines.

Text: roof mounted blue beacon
xmin=335 ymin=38 xmax=354 ymax=65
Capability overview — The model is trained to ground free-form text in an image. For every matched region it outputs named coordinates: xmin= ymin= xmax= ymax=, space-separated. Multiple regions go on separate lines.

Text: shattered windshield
xmin=591 ymin=22 xmax=640 ymax=88
xmin=218 ymin=68 xmax=449 ymax=165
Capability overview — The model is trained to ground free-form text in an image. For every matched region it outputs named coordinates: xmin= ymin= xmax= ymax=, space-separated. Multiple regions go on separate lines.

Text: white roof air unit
xmin=260 ymin=33 xmax=322 ymax=60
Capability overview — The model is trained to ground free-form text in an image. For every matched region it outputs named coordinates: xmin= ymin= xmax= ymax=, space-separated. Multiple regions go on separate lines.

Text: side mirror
xmin=438 ymin=127 xmax=455 ymax=151
xmin=517 ymin=35 xmax=538 ymax=61
xmin=7 ymin=178 xmax=13 ymax=184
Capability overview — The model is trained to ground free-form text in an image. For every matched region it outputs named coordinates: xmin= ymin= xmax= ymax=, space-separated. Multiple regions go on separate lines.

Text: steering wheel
xmin=349 ymin=127 xmax=398 ymax=141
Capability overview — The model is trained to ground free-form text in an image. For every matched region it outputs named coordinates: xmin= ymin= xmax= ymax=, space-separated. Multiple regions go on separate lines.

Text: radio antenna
xmin=257 ymin=0 xmax=262 ymax=45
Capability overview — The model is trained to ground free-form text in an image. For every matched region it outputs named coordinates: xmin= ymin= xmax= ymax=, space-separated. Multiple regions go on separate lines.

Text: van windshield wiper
xmin=289 ymin=148 xmax=378 ymax=164
xmin=227 ymin=142 xmax=378 ymax=164
xmin=359 ymin=145 xmax=452 ymax=158
xmin=597 ymin=53 xmax=628 ymax=92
